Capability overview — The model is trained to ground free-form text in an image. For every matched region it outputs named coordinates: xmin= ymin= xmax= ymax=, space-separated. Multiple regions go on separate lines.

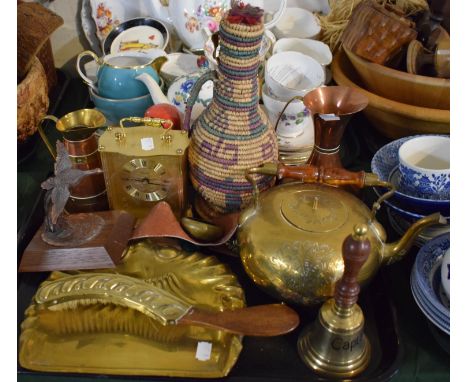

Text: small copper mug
xmin=38 ymin=109 xmax=108 ymax=212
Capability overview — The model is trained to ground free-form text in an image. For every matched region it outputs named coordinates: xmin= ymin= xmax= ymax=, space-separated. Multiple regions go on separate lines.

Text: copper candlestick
xmin=297 ymin=224 xmax=371 ymax=378
xmin=303 ymin=86 xmax=368 ymax=169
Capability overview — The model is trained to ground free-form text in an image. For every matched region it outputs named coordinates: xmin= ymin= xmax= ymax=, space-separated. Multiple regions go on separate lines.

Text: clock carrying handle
xmin=183 ymin=70 xmax=217 ymax=136
xmin=118 ymin=117 xmax=174 ymax=139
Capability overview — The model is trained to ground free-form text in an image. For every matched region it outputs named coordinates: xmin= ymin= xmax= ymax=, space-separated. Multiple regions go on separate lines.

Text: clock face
xmin=120 ymin=158 xmax=168 ymax=202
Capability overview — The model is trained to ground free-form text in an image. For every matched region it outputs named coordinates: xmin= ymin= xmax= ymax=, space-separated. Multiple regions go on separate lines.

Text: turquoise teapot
xmin=76 ymin=50 xmax=162 ymax=99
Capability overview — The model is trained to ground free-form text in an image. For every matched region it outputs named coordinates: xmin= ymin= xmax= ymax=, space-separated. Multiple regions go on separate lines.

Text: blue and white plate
xmin=410 ymin=233 xmax=450 ymax=335
xmin=371 ymin=135 xmax=450 ymax=216
xmin=410 ymin=279 xmax=449 ymax=334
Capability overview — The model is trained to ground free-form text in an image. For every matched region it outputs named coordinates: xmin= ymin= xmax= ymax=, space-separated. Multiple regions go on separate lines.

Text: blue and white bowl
xmin=371 ymin=135 xmax=450 ymax=216
xmin=410 ymin=233 xmax=450 ymax=335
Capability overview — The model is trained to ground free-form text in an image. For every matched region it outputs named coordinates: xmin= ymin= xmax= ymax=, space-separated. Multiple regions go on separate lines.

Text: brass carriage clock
xmin=98 ymin=118 xmax=189 ymax=218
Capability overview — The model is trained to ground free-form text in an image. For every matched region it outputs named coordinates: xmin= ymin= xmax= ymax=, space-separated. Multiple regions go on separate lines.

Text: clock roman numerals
xmin=120 ymin=159 xmax=168 ymax=202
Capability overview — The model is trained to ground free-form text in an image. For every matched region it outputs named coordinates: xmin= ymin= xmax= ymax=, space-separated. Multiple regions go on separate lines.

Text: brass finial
xmin=353 ymin=224 xmax=368 ymax=239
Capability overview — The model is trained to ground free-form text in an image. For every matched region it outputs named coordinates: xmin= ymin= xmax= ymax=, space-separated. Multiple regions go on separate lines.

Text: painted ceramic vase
xmin=184 ymin=4 xmax=279 ymax=213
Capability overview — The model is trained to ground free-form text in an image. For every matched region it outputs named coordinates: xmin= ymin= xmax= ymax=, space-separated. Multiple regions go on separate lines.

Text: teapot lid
xmin=280 ymin=189 xmax=349 ymax=233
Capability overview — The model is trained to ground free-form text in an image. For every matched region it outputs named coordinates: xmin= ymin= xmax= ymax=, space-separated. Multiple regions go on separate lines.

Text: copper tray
xmin=19 ymin=240 xmax=246 ymax=378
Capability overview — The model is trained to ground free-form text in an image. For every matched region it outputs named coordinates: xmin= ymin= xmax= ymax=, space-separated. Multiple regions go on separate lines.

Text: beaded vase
xmin=184 ymin=5 xmax=278 ymax=214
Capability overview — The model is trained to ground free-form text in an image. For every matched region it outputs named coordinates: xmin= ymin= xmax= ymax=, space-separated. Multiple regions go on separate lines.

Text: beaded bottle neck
xmin=215 ymin=19 xmax=263 ymax=106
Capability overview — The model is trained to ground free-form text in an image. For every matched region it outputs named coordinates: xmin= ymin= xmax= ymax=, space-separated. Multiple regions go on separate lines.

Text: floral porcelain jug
xmin=184 ymin=3 xmax=278 ymax=214
xmin=169 ymin=0 xmax=230 ymax=51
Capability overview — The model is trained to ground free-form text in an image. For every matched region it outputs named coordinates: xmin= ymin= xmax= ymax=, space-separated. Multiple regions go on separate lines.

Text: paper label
xmin=319 ymin=113 xmax=340 ymax=121
xmin=195 ymin=341 xmax=212 ymax=361
xmin=141 ymin=137 xmax=154 ymax=151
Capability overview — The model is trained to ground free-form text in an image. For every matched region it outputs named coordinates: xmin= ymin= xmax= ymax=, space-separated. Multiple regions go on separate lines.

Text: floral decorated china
xmin=371 ymin=135 xmax=450 ymax=216
xmin=168 ymin=0 xmax=230 ymax=51
xmin=398 ymin=136 xmax=450 ymax=200
xmin=262 ymin=85 xmax=310 ymax=138
xmin=160 ymin=53 xmax=202 ymax=85
xmin=102 ymin=17 xmax=169 ymax=55
xmin=167 ymin=72 xmax=214 ymax=122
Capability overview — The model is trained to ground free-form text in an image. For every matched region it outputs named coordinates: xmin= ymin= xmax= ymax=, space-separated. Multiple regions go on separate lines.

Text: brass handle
xmin=35 ymin=273 xmax=191 ymax=326
xmin=37 ymin=115 xmax=59 ymax=159
xmin=117 ymin=117 xmax=174 ymax=141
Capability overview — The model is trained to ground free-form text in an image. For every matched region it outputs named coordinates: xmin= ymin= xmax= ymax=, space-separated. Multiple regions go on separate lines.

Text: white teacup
xmin=265 ymin=51 xmax=325 ymax=101
xmin=262 ymin=85 xmax=309 ymax=138
xmin=398 ymin=135 xmax=450 ymax=200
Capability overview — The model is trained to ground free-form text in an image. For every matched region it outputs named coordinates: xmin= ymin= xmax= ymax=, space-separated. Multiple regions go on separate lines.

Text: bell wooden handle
xmin=334 ymin=225 xmax=371 ymax=310
xmin=276 ymin=163 xmax=381 ymax=188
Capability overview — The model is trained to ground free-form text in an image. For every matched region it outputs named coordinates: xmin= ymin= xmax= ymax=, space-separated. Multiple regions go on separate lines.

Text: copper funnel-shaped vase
xmin=304 ymin=86 xmax=368 ymax=168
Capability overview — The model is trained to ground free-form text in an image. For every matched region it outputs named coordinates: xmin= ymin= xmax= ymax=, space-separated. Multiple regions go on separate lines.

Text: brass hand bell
xmin=297 ymin=224 xmax=371 ymax=378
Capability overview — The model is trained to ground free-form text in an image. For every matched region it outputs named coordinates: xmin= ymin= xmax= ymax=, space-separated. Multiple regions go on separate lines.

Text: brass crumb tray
xmin=19 ymin=241 xmax=246 ymax=378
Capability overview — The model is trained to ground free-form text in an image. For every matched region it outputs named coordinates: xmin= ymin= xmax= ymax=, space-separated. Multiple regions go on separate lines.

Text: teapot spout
xmin=135 ymin=73 xmax=169 ymax=105
xmin=382 ymin=213 xmax=447 ymax=265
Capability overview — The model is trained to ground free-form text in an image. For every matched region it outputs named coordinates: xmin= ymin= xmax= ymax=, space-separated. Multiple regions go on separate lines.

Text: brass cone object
xmin=304 ymin=86 xmax=368 ymax=168
xmin=298 ymin=224 xmax=371 ymax=378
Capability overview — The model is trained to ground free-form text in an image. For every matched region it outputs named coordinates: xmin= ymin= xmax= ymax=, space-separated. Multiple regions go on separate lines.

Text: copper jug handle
xmin=274 ymin=96 xmax=304 ymax=133
xmin=182 ymin=70 xmax=217 ymax=135
xmin=37 ymin=115 xmax=59 ymax=159
xmin=246 ymin=163 xmax=395 ymax=217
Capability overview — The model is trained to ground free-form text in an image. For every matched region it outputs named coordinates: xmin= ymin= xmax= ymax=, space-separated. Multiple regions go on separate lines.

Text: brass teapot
xmin=237 ymin=163 xmax=445 ymax=306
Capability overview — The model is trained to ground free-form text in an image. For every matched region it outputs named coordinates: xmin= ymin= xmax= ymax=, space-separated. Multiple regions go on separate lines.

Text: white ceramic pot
xmin=286 ymin=0 xmax=330 ymax=14
xmin=265 ymin=51 xmax=325 ymax=101
xmin=262 ymin=85 xmax=309 ymax=138
xmin=167 ymin=72 xmax=214 ymax=122
xmin=271 ymin=7 xmax=321 ymax=39
xmin=273 ymin=38 xmax=332 ymax=66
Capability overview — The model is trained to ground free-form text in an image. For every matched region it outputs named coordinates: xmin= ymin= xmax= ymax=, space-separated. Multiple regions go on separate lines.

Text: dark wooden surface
xmin=19 ymin=210 xmax=133 ymax=272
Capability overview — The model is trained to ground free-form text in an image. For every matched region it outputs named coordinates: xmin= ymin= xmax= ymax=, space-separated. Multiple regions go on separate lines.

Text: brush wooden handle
xmin=178 ymin=304 xmax=300 ymax=336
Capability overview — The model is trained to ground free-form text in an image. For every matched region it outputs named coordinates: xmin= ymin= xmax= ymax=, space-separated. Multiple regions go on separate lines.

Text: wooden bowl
xmin=343 ymin=46 xmax=449 ymax=110
xmin=332 ymin=49 xmax=450 ymax=139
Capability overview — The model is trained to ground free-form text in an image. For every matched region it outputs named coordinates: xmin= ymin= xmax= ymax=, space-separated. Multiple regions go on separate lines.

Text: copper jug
xmin=38 ymin=109 xmax=108 ymax=212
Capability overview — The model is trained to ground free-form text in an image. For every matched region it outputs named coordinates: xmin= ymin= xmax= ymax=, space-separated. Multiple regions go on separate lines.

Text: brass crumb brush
xmin=297 ymin=224 xmax=371 ymax=378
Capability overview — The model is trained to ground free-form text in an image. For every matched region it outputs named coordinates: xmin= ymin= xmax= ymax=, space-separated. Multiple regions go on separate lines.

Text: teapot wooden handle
xmin=276 ymin=163 xmax=381 ymax=188
xmin=334 ymin=225 xmax=371 ymax=310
